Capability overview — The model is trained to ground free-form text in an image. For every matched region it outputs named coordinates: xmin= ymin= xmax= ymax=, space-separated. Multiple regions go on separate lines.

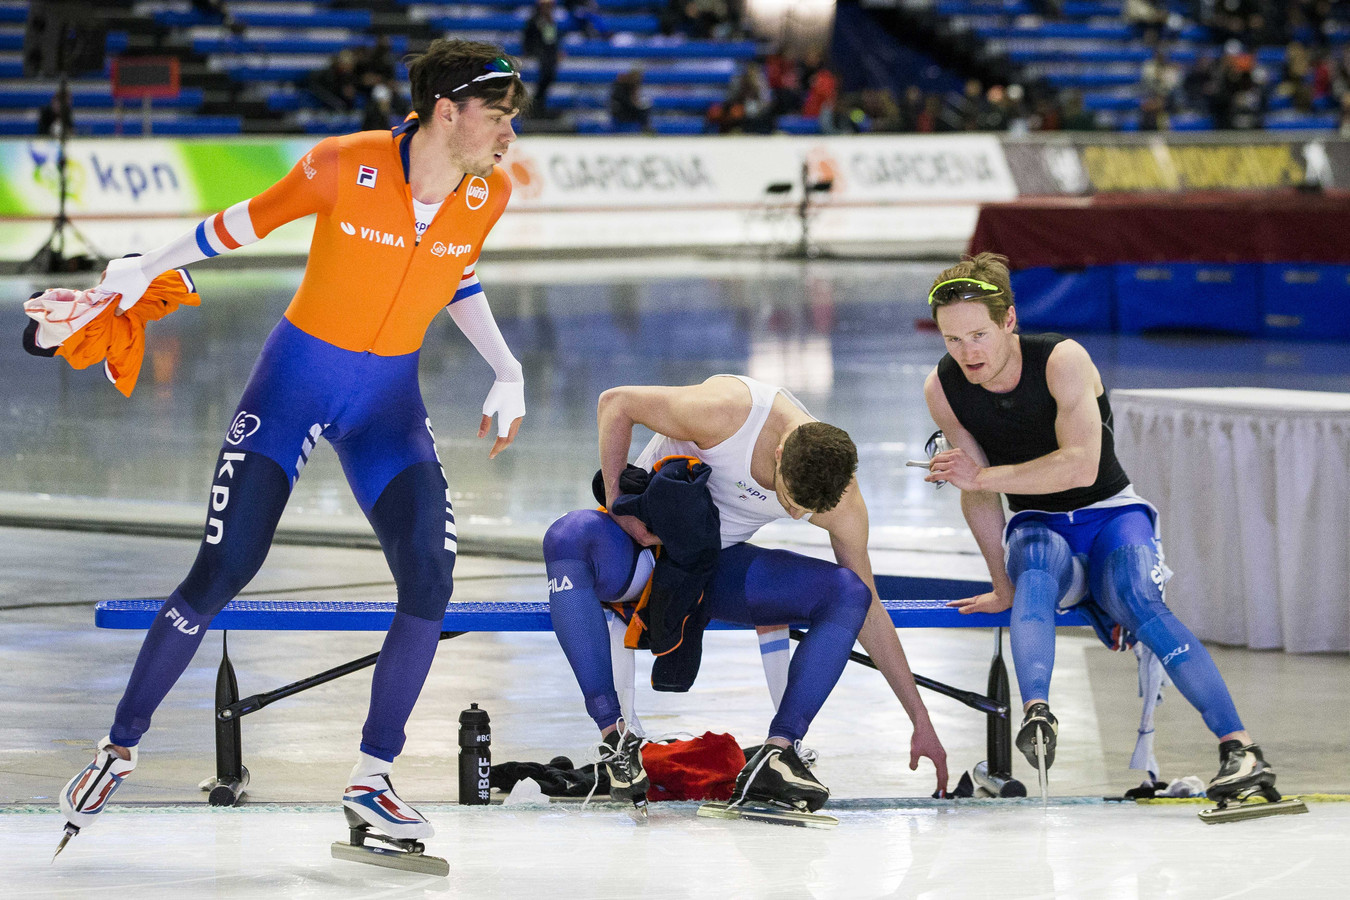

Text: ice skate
xmin=595 ymin=721 xmax=649 ymax=822
xmin=55 ymin=736 xmax=137 ymax=860
xmin=332 ymin=773 xmax=448 ymax=876
xmin=1015 ymin=703 xmax=1058 ymax=771
xmin=1199 ymin=741 xmax=1308 ymax=824
xmin=698 ymin=744 xmax=837 ymax=828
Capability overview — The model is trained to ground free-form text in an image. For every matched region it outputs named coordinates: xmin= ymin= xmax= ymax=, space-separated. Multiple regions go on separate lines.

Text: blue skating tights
xmin=543 ymin=509 xmax=871 ymax=744
xmin=1006 ymin=506 xmax=1243 ymax=738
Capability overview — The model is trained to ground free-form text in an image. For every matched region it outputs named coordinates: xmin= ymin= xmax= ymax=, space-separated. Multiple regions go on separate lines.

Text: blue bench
xmin=96 ymin=574 xmax=1086 ymax=804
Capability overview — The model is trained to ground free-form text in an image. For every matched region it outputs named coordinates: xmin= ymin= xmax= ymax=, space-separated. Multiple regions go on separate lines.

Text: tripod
xmin=24 ymin=31 xmax=103 ymax=274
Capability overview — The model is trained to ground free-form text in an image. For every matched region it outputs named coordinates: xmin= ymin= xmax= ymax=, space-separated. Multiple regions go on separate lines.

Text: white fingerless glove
xmin=100 ymin=256 xmax=152 ymax=312
xmin=482 ymin=380 xmax=525 ymax=437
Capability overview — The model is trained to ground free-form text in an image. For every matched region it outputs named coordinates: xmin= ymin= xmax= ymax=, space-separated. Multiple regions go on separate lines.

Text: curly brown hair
xmin=928 ymin=251 xmax=1015 ymax=326
xmin=780 ymin=422 xmax=858 ymax=513
xmin=406 ymin=39 xmax=526 ymax=119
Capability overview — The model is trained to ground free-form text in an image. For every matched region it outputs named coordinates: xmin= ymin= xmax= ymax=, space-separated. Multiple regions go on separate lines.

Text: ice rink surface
xmin=4 ymin=260 xmax=1350 ymax=897
xmin=8 ymin=802 xmax=1350 ymax=898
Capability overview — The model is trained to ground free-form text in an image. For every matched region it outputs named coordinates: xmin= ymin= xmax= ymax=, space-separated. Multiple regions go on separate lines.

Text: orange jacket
xmin=55 ymin=270 xmax=200 ymax=397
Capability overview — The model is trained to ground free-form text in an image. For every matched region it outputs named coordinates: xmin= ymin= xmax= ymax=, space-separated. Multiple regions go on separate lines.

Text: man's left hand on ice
xmin=479 ymin=379 xmax=524 ymax=458
xmin=910 ymin=720 xmax=949 ymax=794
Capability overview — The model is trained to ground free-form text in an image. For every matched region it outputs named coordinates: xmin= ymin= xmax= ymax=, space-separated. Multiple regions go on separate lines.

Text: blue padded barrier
xmin=96 ymin=573 xmax=1068 ymax=632
xmin=1260 ymin=264 xmax=1350 ymax=340
xmin=1115 ymin=262 xmax=1261 ymax=336
xmin=1011 ymin=266 xmax=1115 ymax=332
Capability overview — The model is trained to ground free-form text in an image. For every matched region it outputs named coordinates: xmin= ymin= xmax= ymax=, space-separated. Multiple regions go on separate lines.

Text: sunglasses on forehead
xmin=927 ymin=277 xmax=1003 ymax=306
xmin=434 ymin=58 xmax=517 ymax=100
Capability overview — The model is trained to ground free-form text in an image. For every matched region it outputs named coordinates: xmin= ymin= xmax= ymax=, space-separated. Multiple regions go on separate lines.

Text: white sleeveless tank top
xmin=634 ymin=375 xmax=811 ymax=549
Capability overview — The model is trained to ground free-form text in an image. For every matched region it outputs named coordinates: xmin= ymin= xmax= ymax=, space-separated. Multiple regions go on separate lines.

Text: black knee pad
xmin=371 ymin=461 xmax=457 ymax=621
xmin=178 ymin=450 xmax=292 ymax=616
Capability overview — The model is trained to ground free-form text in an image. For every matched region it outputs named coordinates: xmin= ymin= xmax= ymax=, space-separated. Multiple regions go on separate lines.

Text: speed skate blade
xmin=52 ymin=825 xmax=77 ymax=862
xmin=1034 ymin=730 xmax=1049 ymax=807
xmin=697 ymin=801 xmax=837 ymax=829
xmin=330 ymin=840 xmax=450 ymax=876
xmin=1198 ymin=798 xmax=1309 ymax=824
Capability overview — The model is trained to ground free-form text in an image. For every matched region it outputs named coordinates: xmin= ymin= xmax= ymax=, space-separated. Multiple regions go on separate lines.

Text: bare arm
xmin=595 ymin=377 xmax=746 ymax=544
xmin=927 ymin=342 xmax=1104 ymax=497
xmin=924 ymin=368 xmax=1012 ymax=614
xmin=811 ymin=485 xmax=950 ymax=792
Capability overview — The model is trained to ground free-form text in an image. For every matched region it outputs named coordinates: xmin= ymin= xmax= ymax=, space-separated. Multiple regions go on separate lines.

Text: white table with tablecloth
xmin=1110 ymin=387 xmax=1350 ymax=653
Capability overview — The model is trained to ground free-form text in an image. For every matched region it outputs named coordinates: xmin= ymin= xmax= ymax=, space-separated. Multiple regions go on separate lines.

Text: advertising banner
xmin=1002 ymin=136 xmax=1350 ymax=196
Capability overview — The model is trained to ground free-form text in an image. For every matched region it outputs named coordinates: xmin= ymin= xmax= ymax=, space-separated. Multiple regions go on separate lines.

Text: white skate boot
xmin=332 ymin=768 xmax=448 ymax=876
xmin=55 ymin=736 xmax=138 ymax=859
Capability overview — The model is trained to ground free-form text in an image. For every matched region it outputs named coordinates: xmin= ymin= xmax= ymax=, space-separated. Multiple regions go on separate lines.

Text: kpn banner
xmin=0 ymin=138 xmax=311 ymax=217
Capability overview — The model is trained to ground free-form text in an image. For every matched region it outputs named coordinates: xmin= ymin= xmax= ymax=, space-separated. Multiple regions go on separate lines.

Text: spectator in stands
xmin=1277 ymin=41 xmax=1315 ymax=112
xmin=955 ymin=79 xmax=986 ymax=131
xmin=1137 ymin=93 xmax=1169 ymax=131
xmin=1210 ymin=42 xmax=1266 ymax=130
xmin=1142 ymin=47 xmax=1182 ymax=111
xmin=609 ymin=67 xmax=651 ymax=131
xmin=1058 ymin=90 xmax=1097 ymax=131
xmin=765 ymin=50 xmax=805 ymax=119
xmin=308 ymin=49 xmax=362 ymax=113
xmin=801 ymin=55 xmax=839 ymax=132
xmin=189 ymin=0 xmax=233 ymax=26
xmin=663 ymin=0 xmax=733 ymax=39
xmin=357 ymin=37 xmax=397 ymax=95
xmin=523 ymin=0 xmax=561 ymax=113
xmin=1339 ymin=91 xmax=1350 ymax=136
xmin=1125 ymin=0 xmax=1168 ymax=43
xmin=708 ymin=62 xmax=773 ymax=134
xmin=361 ymin=81 xmax=397 ymax=132
xmin=37 ymin=82 xmax=74 ymax=138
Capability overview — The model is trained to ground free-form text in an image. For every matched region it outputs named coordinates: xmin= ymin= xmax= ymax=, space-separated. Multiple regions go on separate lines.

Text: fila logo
xmin=163 ymin=606 xmax=200 ymax=636
xmin=430 ymin=241 xmax=472 ymax=258
xmin=547 ymin=576 xmax=574 ymax=594
xmin=465 ymin=176 xmax=489 ymax=210
xmin=226 ymin=411 xmax=261 ymax=446
xmin=340 ymin=221 xmax=407 ymax=247
xmin=357 ymin=165 xmax=378 ymax=188
xmin=302 ymin=152 xmax=316 ymax=180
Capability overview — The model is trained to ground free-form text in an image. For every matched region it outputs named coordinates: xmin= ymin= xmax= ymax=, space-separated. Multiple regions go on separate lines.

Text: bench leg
xmin=972 ymin=627 xmax=1026 ymax=797
xmin=207 ymin=631 xmax=249 ymax=807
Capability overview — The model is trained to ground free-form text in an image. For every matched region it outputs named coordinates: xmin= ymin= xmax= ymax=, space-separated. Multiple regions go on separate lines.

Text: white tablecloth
xmin=1111 ymin=388 xmax=1350 ymax=653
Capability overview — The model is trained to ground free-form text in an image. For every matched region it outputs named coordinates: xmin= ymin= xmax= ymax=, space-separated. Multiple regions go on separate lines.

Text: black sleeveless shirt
xmin=937 ymin=333 xmax=1130 ymax=513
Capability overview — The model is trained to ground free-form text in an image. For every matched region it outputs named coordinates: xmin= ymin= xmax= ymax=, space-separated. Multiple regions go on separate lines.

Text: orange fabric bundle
xmin=640 ymin=732 xmax=746 ymax=802
xmin=55 ymin=270 xmax=200 ymax=397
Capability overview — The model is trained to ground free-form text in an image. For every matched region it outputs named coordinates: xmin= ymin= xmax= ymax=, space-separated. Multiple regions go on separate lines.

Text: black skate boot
xmin=596 ymin=722 xmax=649 ymax=819
xmin=1199 ymin=741 xmax=1308 ymax=823
xmin=1015 ymin=702 xmax=1058 ymax=770
xmin=698 ymin=744 xmax=837 ymax=828
xmin=734 ymin=744 xmax=829 ymax=812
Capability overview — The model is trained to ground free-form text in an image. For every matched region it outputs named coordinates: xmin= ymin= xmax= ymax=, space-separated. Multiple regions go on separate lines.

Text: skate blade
xmin=330 ymin=840 xmax=449 ymax=876
xmin=629 ymin=799 xmax=649 ymax=825
xmin=1198 ymin=798 xmax=1309 ymax=824
xmin=1034 ymin=731 xmax=1049 ymax=807
xmin=696 ymin=801 xmax=837 ymax=829
xmin=52 ymin=825 xmax=78 ymax=862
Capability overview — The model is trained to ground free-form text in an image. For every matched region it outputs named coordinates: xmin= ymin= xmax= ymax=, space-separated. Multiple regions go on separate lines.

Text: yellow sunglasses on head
xmin=927 ymin=277 xmax=1003 ymax=306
